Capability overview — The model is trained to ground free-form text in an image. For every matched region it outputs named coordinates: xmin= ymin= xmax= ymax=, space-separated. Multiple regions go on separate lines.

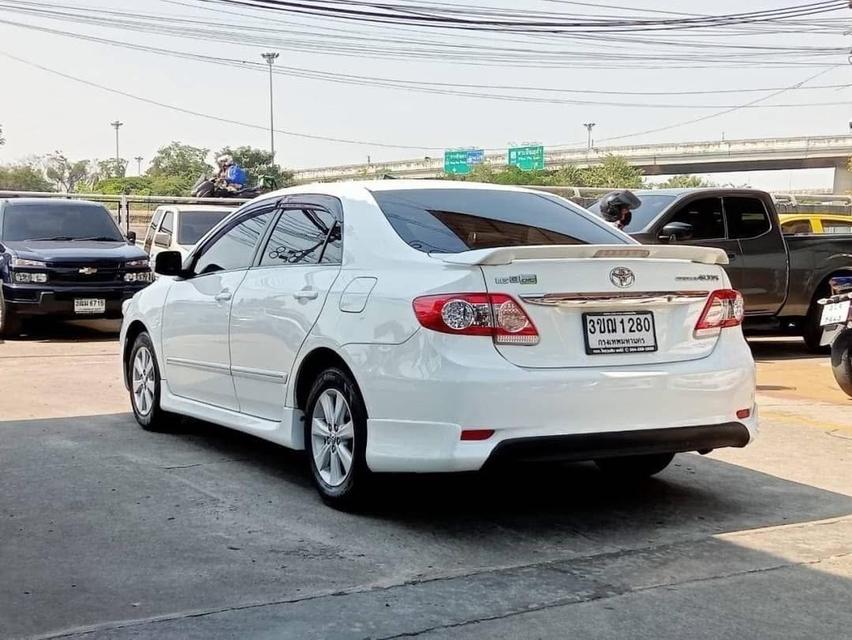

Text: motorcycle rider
xmin=599 ymin=190 xmax=641 ymax=231
xmin=216 ymin=154 xmax=248 ymax=192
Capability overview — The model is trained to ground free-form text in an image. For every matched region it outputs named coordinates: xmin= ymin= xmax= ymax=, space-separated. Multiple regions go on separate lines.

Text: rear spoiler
xmin=435 ymin=244 xmax=728 ymax=266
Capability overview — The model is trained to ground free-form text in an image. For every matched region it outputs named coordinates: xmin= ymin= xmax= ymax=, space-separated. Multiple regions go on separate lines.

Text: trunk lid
xmin=438 ymin=245 xmax=729 ymax=368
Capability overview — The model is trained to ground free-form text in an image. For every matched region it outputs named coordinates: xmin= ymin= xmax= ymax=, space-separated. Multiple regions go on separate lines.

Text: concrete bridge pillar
xmin=834 ymin=160 xmax=852 ymax=194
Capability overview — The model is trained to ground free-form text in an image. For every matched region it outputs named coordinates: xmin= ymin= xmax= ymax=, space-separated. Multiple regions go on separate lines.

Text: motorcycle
xmin=817 ymin=276 xmax=852 ymax=396
xmin=190 ymin=174 xmax=277 ymax=199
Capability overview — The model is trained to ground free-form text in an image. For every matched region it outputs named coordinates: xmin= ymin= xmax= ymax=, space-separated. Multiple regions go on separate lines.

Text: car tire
xmin=127 ymin=331 xmax=174 ymax=432
xmin=0 ymin=291 xmax=22 ymax=338
xmin=595 ymin=452 xmax=675 ymax=479
xmin=304 ymin=367 xmax=371 ymax=510
xmin=802 ymin=289 xmax=830 ymax=354
xmin=830 ymin=330 xmax=852 ymax=397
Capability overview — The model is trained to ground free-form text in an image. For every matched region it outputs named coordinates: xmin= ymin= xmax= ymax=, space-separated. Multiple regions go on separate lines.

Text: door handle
xmin=293 ymin=288 xmax=319 ymax=301
xmin=214 ymin=289 xmax=232 ymax=302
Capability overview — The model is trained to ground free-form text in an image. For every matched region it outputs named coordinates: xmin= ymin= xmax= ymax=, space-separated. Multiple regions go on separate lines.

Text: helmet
xmin=599 ymin=190 xmax=641 ymax=225
xmin=216 ymin=154 xmax=234 ymax=167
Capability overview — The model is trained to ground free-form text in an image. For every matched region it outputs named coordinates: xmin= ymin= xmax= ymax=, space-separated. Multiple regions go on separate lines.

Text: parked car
xmin=142 ymin=205 xmax=235 ymax=260
xmin=0 ymin=198 xmax=153 ymax=337
xmin=121 ymin=182 xmax=757 ymax=508
xmin=589 ymin=188 xmax=852 ymax=351
xmin=779 ymin=213 xmax=852 ymax=235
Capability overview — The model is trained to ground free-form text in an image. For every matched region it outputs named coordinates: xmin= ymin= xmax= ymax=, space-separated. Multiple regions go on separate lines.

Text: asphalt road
xmin=1 ymin=323 xmax=850 ymax=639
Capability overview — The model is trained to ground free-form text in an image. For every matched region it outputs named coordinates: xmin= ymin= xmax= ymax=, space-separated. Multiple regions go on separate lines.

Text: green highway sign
xmin=444 ymin=149 xmax=485 ymax=175
xmin=508 ymin=145 xmax=545 ymax=171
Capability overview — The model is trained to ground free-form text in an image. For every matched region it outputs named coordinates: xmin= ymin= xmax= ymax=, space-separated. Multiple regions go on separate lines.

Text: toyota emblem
xmin=609 ymin=267 xmax=635 ymax=288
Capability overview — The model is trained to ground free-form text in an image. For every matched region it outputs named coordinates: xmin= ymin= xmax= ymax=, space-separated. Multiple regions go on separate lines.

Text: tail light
xmin=694 ymin=289 xmax=744 ymax=337
xmin=413 ymin=293 xmax=539 ymax=345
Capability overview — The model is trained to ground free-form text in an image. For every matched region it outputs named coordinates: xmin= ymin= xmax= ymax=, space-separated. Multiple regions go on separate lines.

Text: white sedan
xmin=120 ymin=181 xmax=757 ymax=508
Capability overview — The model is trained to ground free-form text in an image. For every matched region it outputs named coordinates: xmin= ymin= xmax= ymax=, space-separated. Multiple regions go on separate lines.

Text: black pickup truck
xmin=588 ymin=188 xmax=852 ymax=351
xmin=0 ymin=198 xmax=154 ymax=337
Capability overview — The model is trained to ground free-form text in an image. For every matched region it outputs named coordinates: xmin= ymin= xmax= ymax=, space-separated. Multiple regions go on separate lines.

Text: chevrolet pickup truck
xmin=0 ymin=198 xmax=154 ymax=337
xmin=589 ymin=188 xmax=852 ymax=351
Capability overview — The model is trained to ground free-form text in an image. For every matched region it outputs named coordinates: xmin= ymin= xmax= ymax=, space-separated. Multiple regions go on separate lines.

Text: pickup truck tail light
xmin=413 ymin=293 xmax=539 ymax=345
xmin=694 ymin=289 xmax=744 ymax=337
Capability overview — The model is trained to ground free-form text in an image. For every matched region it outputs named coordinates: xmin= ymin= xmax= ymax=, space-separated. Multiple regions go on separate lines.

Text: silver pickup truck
xmin=589 ymin=188 xmax=852 ymax=351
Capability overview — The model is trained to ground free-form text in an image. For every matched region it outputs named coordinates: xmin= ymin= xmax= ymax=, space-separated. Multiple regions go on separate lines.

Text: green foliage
xmin=445 ymin=154 xmax=644 ymax=189
xmin=216 ymin=145 xmax=294 ymax=187
xmin=0 ymin=161 xmax=53 ymax=191
xmin=90 ymin=175 xmax=190 ymax=197
xmin=658 ymin=174 xmax=716 ymax=189
xmin=44 ymin=153 xmax=91 ymax=193
xmin=97 ymin=158 xmax=128 ymax=180
xmin=148 ymin=141 xmax=211 ymax=182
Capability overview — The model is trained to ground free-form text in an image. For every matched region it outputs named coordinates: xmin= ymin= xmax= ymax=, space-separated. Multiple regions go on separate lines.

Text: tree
xmin=216 ymin=145 xmax=294 ymax=187
xmin=659 ymin=174 xmax=716 ymax=189
xmin=97 ymin=158 xmax=128 ymax=180
xmin=582 ymin=155 xmax=644 ymax=188
xmin=0 ymin=161 xmax=53 ymax=191
xmin=44 ymin=153 xmax=91 ymax=193
xmin=147 ymin=141 xmax=211 ymax=182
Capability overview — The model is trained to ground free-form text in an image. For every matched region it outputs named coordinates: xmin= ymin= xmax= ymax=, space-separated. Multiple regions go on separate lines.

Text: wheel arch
xmin=122 ymin=320 xmax=149 ymax=389
xmin=292 ymin=346 xmax=363 ymax=413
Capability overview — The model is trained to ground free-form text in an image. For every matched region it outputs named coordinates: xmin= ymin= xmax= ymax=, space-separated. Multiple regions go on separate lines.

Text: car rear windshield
xmin=1 ymin=203 xmax=124 ymax=242
xmin=370 ymin=188 xmax=626 ymax=253
xmin=177 ymin=210 xmax=232 ymax=246
xmin=588 ymin=194 xmax=677 ymax=233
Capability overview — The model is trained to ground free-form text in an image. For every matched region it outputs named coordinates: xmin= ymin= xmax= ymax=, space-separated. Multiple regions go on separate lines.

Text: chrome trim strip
xmin=520 ymin=291 xmax=709 ymax=307
xmin=165 ymin=357 xmax=230 ymax=374
xmin=230 ymin=365 xmax=288 ymax=383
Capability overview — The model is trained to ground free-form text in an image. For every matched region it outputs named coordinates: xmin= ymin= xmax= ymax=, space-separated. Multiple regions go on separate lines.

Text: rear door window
xmin=259 ymin=208 xmax=341 ymax=266
xmin=781 ymin=219 xmax=812 ymax=235
xmin=665 ymin=197 xmax=725 ymax=240
xmin=822 ymin=220 xmax=852 ymax=234
xmin=724 ymin=197 xmax=771 ymax=239
xmin=370 ymin=188 xmax=625 ymax=253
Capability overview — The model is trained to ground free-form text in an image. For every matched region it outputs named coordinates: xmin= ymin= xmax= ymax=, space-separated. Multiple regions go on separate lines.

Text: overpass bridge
xmin=292 ymin=135 xmax=852 ymax=192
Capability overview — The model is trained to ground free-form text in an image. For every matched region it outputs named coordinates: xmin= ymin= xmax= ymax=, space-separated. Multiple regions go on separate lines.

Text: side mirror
xmin=154 ymin=231 xmax=172 ymax=248
xmin=659 ymin=221 xmax=694 ymax=243
xmin=154 ymin=251 xmax=185 ymax=277
xmin=126 ymin=230 xmax=137 ymax=244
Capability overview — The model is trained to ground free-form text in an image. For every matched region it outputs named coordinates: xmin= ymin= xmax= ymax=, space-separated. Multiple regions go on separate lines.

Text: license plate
xmin=820 ymin=300 xmax=850 ymax=326
xmin=74 ymin=298 xmax=106 ymax=315
xmin=583 ymin=311 xmax=657 ymax=355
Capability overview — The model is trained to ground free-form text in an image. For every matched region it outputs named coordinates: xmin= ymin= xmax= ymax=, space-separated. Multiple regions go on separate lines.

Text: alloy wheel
xmin=132 ymin=346 xmax=156 ymax=416
xmin=311 ymin=389 xmax=355 ymax=487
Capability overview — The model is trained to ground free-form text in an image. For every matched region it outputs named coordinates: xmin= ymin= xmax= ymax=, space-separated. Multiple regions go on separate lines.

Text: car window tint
xmin=160 ymin=212 xmax=174 ymax=235
xmin=822 ymin=220 xmax=852 ymax=234
xmin=781 ymin=220 xmax=812 ymax=235
xmin=370 ymin=188 xmax=624 ymax=253
xmin=667 ymin=197 xmax=724 ymax=240
xmin=724 ymin=197 xmax=771 ymax=239
xmin=194 ymin=211 xmax=273 ymax=275
xmin=1 ymin=203 xmax=124 ymax=242
xmin=260 ymin=208 xmax=341 ymax=266
xmin=177 ymin=210 xmax=232 ymax=245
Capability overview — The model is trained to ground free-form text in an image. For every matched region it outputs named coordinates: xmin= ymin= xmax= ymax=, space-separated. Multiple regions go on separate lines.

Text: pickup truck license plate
xmin=74 ymin=298 xmax=106 ymax=315
xmin=583 ymin=311 xmax=657 ymax=355
xmin=820 ymin=300 xmax=851 ymax=327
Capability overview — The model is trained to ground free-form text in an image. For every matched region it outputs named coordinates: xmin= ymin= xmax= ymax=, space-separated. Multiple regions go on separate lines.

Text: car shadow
xmin=748 ymin=337 xmax=822 ymax=362
xmin=2 ymin=318 xmax=120 ymax=343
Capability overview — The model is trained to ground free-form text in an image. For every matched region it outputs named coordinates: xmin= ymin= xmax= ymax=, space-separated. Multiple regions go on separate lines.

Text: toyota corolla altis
xmin=121 ymin=181 xmax=757 ymax=508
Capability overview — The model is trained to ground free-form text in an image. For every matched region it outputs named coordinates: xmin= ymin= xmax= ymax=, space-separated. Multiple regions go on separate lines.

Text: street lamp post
xmin=134 ymin=156 xmax=144 ymax=175
xmin=110 ymin=120 xmax=123 ymax=172
xmin=583 ymin=122 xmax=596 ymax=151
xmin=261 ymin=52 xmax=280 ymax=160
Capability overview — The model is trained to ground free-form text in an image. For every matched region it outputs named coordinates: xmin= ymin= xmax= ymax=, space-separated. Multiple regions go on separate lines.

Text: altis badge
xmin=495 ymin=274 xmax=538 ymax=285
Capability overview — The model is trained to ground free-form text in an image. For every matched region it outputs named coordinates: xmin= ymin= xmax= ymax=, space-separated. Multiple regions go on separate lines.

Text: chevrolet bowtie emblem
xmin=78 ymin=267 xmax=98 ymax=275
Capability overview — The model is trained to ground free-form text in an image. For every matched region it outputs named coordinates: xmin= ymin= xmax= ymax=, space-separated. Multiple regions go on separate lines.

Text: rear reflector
xmin=736 ymin=408 xmax=751 ymax=420
xmin=413 ymin=293 xmax=539 ymax=345
xmin=694 ymin=289 xmax=745 ymax=337
xmin=460 ymin=429 xmax=495 ymax=441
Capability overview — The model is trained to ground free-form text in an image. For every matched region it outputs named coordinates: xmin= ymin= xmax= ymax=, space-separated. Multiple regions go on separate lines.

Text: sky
xmin=0 ymin=0 xmax=850 ymax=190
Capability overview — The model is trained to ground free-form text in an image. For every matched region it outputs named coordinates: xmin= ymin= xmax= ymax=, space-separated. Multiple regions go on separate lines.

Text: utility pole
xmin=110 ymin=120 xmax=123 ymax=171
xmin=134 ymin=156 xmax=144 ymax=175
xmin=261 ymin=52 xmax=280 ymax=160
xmin=583 ymin=122 xmax=596 ymax=151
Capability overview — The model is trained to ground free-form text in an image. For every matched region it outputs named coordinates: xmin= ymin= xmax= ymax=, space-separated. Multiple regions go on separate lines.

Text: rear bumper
xmin=1 ymin=283 xmax=147 ymax=318
xmin=485 ymin=423 xmax=750 ymax=466
xmin=342 ymin=329 xmax=757 ymax=473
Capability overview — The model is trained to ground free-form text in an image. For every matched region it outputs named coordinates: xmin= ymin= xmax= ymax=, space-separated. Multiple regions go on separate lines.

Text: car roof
xmin=630 ymin=188 xmax=768 ymax=197
xmin=779 ymin=213 xmax=852 ymax=221
xmin=156 ymin=205 xmax=236 ymax=213
xmin=0 ymin=197 xmax=106 ymax=207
